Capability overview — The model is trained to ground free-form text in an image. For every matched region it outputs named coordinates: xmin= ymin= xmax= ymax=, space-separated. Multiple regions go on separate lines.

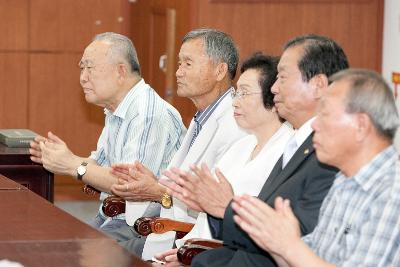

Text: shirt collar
xmin=353 ymin=145 xmax=397 ymax=191
xmin=292 ymin=117 xmax=315 ymax=148
xmin=335 ymin=145 xmax=397 ymax=192
xmin=194 ymin=88 xmax=232 ymax=127
xmin=104 ymin=79 xmax=146 ymax=119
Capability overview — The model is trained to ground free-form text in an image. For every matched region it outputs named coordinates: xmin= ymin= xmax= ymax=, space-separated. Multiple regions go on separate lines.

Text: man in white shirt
xmin=105 ymin=29 xmax=246 ymax=256
xmin=29 ymin=32 xmax=186 ymax=233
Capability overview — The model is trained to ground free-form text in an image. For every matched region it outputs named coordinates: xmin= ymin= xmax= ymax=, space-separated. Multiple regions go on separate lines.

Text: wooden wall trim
xmin=210 ymin=0 xmax=373 ymax=3
xmin=375 ymin=0 xmax=384 ymax=72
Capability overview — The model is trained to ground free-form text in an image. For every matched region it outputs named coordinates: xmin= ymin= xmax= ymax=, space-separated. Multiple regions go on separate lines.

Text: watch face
xmin=77 ymin=165 xmax=86 ymax=175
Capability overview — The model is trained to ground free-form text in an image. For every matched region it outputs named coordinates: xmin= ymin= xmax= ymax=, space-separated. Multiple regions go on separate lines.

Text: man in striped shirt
xmin=29 ymin=32 xmax=186 ymax=231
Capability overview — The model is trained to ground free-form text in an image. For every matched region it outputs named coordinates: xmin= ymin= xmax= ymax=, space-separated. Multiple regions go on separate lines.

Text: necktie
xmin=189 ymin=117 xmax=201 ymax=148
xmin=282 ymin=136 xmax=297 ymax=169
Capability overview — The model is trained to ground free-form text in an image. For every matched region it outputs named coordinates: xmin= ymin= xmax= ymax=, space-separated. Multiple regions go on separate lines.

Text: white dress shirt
xmin=175 ymin=122 xmax=294 ymax=246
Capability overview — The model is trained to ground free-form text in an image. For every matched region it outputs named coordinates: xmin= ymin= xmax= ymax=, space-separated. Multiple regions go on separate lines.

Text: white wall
xmin=382 ymin=0 xmax=400 ymax=148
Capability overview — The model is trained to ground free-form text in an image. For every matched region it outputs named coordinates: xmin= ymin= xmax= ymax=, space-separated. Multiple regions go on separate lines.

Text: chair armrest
xmin=177 ymin=238 xmax=223 ymax=265
xmin=82 ymin=185 xmax=126 ymax=217
xmin=102 ymin=195 xmax=126 ymax=217
xmin=134 ymin=217 xmax=154 ymax=236
xmin=133 ymin=217 xmax=194 ymax=237
xmin=181 ymin=238 xmax=223 ymax=248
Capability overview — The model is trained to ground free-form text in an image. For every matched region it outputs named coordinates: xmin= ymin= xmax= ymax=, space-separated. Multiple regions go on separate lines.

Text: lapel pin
xmin=304 ymin=148 xmax=310 ymax=155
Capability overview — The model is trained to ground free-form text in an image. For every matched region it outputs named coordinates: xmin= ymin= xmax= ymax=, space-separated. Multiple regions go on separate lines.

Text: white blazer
xmin=142 ymin=92 xmax=247 ymax=260
xmin=175 ymin=122 xmax=294 ymax=247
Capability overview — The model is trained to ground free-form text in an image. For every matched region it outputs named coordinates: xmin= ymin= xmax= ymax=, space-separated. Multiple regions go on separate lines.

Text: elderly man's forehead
xmin=330 ymin=79 xmax=350 ymax=92
xmin=82 ymin=41 xmax=111 ymax=59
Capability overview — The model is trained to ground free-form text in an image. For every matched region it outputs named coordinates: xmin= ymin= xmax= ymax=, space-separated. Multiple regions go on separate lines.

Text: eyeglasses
xmin=230 ymin=89 xmax=262 ymax=99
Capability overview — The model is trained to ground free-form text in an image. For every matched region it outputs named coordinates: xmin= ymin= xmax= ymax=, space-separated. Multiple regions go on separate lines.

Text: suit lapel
xmin=167 ymin=120 xmax=195 ymax=168
xmin=258 ymin=133 xmax=315 ymax=200
xmin=183 ymin=119 xmax=218 ymax=165
xmin=257 ymin=156 xmax=283 ymax=195
xmin=181 ymin=95 xmax=232 ymax=168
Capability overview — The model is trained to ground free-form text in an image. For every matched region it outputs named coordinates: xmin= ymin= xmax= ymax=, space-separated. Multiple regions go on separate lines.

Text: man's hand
xmin=160 ymin=163 xmax=234 ymax=218
xmin=110 ymin=161 xmax=164 ymax=202
xmin=29 ymin=135 xmax=48 ymax=164
xmin=232 ymin=195 xmax=301 ymax=257
xmin=111 ymin=163 xmax=137 ymax=184
xmin=152 ymin=248 xmax=185 ymax=267
xmin=160 ymin=167 xmax=203 ymax=212
xmin=38 ymin=132 xmax=80 ymax=176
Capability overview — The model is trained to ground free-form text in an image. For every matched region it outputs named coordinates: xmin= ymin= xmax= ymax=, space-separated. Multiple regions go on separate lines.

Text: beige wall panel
xmin=0 ymin=0 xmax=28 ymax=50
xmin=0 ymin=53 xmax=28 ymax=128
xmin=191 ymin=0 xmax=383 ymax=71
xmin=28 ymin=53 xmax=103 ymax=156
xmin=30 ymin=0 xmax=125 ymax=51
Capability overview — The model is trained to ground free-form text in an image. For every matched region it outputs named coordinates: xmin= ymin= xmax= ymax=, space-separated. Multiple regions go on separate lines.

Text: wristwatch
xmin=160 ymin=193 xmax=172 ymax=209
xmin=77 ymin=162 xmax=88 ymax=181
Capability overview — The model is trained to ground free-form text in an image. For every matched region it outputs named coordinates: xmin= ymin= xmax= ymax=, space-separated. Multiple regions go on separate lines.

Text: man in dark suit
xmin=191 ymin=35 xmax=349 ymax=267
xmin=156 ymin=35 xmax=349 ymax=266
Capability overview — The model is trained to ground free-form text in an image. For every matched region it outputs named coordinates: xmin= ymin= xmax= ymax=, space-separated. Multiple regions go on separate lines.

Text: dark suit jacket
xmin=193 ymin=133 xmax=337 ymax=267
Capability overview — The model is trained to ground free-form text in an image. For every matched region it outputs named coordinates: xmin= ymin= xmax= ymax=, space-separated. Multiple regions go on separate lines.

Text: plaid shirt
xmin=302 ymin=145 xmax=400 ymax=267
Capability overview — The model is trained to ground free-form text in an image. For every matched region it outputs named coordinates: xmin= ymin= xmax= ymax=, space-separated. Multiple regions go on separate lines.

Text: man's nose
xmin=176 ymin=66 xmax=184 ymax=78
xmin=80 ymin=68 xmax=89 ymax=83
xmin=271 ymin=80 xmax=279 ymax=94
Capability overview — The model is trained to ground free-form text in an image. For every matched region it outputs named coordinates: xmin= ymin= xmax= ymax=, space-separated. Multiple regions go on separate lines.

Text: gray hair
xmin=330 ymin=68 xmax=399 ymax=140
xmin=93 ymin=32 xmax=141 ymax=75
xmin=182 ymin=28 xmax=239 ymax=80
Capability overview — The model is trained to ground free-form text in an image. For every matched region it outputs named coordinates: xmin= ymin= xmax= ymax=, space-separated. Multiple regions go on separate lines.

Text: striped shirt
xmin=90 ymin=79 xmax=186 ymax=218
xmin=391 ymin=248 xmax=400 ymax=266
xmin=189 ymin=88 xmax=232 ymax=147
xmin=302 ymin=146 xmax=400 ymax=266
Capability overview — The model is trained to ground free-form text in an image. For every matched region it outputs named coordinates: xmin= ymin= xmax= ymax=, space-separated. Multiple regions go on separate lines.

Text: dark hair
xmin=330 ymin=69 xmax=399 ymax=140
xmin=284 ymin=34 xmax=349 ymax=82
xmin=183 ymin=28 xmax=239 ymax=80
xmin=240 ymin=52 xmax=279 ymax=110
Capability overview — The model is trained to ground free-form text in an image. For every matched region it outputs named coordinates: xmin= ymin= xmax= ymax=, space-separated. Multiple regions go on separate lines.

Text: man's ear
xmin=310 ymin=74 xmax=329 ymax=99
xmin=215 ymin=62 xmax=229 ymax=82
xmin=354 ymin=113 xmax=373 ymax=142
xmin=117 ymin=63 xmax=128 ymax=83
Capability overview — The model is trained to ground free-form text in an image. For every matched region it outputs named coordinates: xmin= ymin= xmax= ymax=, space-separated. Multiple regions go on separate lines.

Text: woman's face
xmin=233 ymin=69 xmax=276 ymax=132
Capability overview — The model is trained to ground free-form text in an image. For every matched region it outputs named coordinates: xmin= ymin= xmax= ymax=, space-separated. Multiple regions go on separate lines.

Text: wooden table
xmin=0 ymin=175 xmax=150 ymax=267
xmin=0 ymin=143 xmax=54 ymax=202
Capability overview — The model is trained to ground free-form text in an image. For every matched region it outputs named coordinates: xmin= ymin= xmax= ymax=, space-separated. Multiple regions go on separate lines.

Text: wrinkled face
xmin=233 ymin=69 xmax=275 ymax=132
xmin=312 ymin=80 xmax=357 ymax=168
xmin=271 ymin=45 xmax=315 ymax=126
xmin=176 ymin=38 xmax=218 ymax=100
xmin=79 ymin=41 xmax=118 ymax=107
